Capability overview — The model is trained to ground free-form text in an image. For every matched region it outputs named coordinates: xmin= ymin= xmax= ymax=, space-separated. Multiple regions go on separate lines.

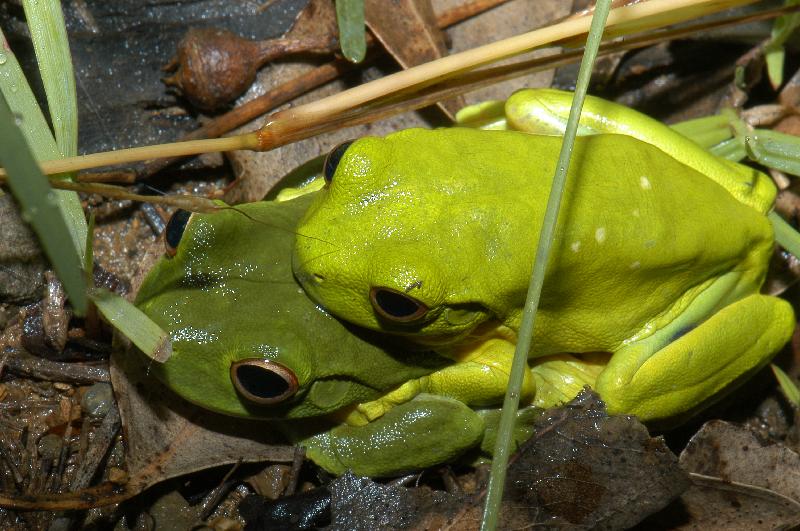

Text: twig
xmin=70 ymin=405 xmax=121 ymax=490
xmin=284 ymin=446 xmax=305 ymax=496
xmin=2 ymin=348 xmax=109 ymax=384
xmin=198 ymin=459 xmax=242 ymax=520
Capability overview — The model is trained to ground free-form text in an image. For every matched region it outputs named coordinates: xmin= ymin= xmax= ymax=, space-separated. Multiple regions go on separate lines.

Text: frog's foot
xmin=302 ymin=394 xmax=484 ymax=477
xmin=474 ymin=405 xmax=541 ymax=458
xmin=596 ymin=293 xmax=794 ymax=423
xmin=455 ymin=99 xmax=508 ymax=130
xmin=343 ymin=326 xmax=534 ymax=426
xmin=530 ymin=353 xmax=611 ymax=409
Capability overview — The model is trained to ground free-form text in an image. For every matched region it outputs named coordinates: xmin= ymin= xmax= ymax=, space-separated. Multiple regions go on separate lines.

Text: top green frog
xmin=293 ymin=89 xmax=795 ymax=423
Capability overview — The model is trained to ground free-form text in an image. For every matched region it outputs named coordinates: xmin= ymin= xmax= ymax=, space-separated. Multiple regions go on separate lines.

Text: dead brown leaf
xmin=657 ymin=420 xmax=800 ymax=529
xmin=494 ymin=389 xmax=689 ymax=529
xmin=365 ymin=0 xmax=466 ymax=119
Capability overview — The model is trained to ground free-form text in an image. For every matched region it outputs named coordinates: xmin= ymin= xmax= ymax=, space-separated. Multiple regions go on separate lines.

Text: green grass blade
xmin=746 ymin=128 xmax=800 ymax=176
xmin=335 ymin=0 xmax=366 ymax=63
xmin=89 ymin=288 xmax=172 ymax=363
xmin=20 ymin=0 xmax=86 ymax=260
xmin=769 ymin=211 xmax=800 ymax=259
xmin=0 ymin=92 xmax=87 ymax=314
xmin=766 ymin=0 xmax=800 ymax=88
xmin=479 ymin=1 xmax=612 ymax=529
xmin=0 ymin=28 xmax=61 ymax=154
xmin=669 ymin=114 xmax=733 ymax=150
xmin=771 ymin=364 xmax=800 ymax=407
xmin=22 ymin=0 xmax=78 ymax=157
xmin=85 ymin=212 xmax=95 ymax=284
xmin=707 ymin=137 xmax=747 ymax=161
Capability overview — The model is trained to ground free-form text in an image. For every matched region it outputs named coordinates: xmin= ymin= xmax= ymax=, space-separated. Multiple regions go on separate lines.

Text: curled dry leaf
xmin=496 ymin=389 xmax=689 ymax=529
xmin=650 ymin=420 xmax=800 ymax=530
xmin=107 ymin=233 xmax=296 ymax=504
xmin=364 ymin=0 xmax=467 ymax=119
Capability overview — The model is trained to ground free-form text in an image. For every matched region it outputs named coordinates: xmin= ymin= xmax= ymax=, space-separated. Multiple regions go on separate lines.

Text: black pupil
xmin=165 ymin=210 xmax=191 ymax=252
xmin=324 ymin=141 xmax=354 ymax=183
xmin=235 ymin=365 xmax=290 ymax=399
xmin=374 ymin=289 xmax=422 ymax=318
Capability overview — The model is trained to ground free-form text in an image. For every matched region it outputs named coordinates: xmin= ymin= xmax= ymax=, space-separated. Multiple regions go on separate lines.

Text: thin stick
xmin=258 ymin=0 xmax=755 ymax=145
xmin=0 ymin=0 xmax=756 ymax=178
xmin=329 ymin=3 xmax=800 ymax=130
xmin=480 ymin=0 xmax=612 ymax=528
xmin=32 ymin=135 xmax=257 ymax=177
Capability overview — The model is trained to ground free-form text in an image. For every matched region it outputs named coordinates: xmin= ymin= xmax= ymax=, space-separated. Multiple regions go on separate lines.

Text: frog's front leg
xmin=301 ymin=394 xmax=485 ymax=476
xmin=596 ymin=289 xmax=794 ymax=423
xmin=344 ymin=325 xmax=535 ymax=425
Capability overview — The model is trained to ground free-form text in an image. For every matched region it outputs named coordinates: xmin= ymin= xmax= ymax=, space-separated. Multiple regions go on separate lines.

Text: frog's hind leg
xmin=301 ymin=394 xmax=484 ymax=476
xmin=595 ymin=294 xmax=794 ymax=424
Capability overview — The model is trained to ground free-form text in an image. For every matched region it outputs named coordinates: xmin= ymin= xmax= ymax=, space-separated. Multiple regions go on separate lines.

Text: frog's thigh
xmin=596 ymin=294 xmax=794 ymax=422
xmin=303 ymin=394 xmax=484 ymax=476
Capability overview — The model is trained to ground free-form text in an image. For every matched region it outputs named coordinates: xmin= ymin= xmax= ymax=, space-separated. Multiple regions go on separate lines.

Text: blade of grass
xmin=20 ymin=0 xmax=87 ymax=261
xmin=0 ymin=28 xmax=61 ymax=154
xmin=479 ymin=1 xmax=612 ymax=529
xmin=771 ymin=364 xmax=800 ymax=407
xmin=22 ymin=0 xmax=78 ymax=157
xmin=0 ymin=92 xmax=87 ymax=314
xmin=765 ymin=0 xmax=800 ymax=88
xmin=769 ymin=212 xmax=800 ymax=260
xmin=88 ymin=288 xmax=172 ymax=363
xmin=336 ymin=0 xmax=367 ymax=63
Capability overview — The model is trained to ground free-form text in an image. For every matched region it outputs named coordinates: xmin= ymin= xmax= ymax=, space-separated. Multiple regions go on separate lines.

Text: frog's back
xmin=381 ymin=128 xmax=774 ymax=353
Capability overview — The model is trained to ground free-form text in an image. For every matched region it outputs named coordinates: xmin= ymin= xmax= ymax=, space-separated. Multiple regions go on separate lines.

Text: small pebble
xmin=38 ymin=433 xmax=62 ymax=460
xmin=81 ymin=382 xmax=113 ymax=418
xmin=107 ymin=467 xmax=128 ymax=484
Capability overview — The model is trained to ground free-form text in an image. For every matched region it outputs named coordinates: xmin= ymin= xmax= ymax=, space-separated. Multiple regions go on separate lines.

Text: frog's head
xmin=294 ymin=128 xmax=518 ymax=345
xmin=136 ymin=198 xmax=447 ymax=420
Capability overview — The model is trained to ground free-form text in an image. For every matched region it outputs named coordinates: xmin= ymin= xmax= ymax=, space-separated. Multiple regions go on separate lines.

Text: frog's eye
xmin=164 ymin=209 xmax=192 ymax=257
xmin=370 ymin=287 xmax=428 ymax=323
xmin=230 ymin=359 xmax=298 ymax=405
xmin=323 ymin=140 xmax=354 ymax=184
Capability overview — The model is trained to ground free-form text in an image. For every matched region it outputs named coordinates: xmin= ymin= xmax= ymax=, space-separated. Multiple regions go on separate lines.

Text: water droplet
xmin=10 ymin=84 xmax=17 ymax=93
xmin=0 ymin=53 xmax=7 ymax=65
xmin=13 ymin=113 xmax=23 ymax=127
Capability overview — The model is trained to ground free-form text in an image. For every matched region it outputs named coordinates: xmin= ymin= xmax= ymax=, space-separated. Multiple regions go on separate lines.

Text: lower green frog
xmin=293 ymin=89 xmax=796 ymax=424
xmin=135 ymin=193 xmax=536 ymax=476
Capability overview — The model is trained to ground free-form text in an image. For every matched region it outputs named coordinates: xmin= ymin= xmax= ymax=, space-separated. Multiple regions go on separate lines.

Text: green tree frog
xmin=293 ymin=88 xmax=796 ymax=424
xmin=135 ymin=193 xmax=536 ymax=476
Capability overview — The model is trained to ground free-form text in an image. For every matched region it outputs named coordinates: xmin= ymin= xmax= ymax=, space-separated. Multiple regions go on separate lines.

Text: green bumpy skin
xmin=293 ymin=88 xmax=796 ymax=424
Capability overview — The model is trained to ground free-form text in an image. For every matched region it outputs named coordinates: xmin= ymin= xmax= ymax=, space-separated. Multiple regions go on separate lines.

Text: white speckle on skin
xmin=640 ymin=176 xmax=651 ymax=189
xmin=630 ymin=261 xmax=641 ymax=270
xmin=644 ymin=240 xmax=656 ymax=248
xmin=632 ymin=209 xmax=640 ymax=217
xmin=571 ymin=241 xmax=581 ymax=252
xmin=595 ymin=228 xmax=606 ymax=244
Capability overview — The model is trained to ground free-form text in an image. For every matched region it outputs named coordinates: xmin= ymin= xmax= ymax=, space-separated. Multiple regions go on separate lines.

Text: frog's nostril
xmin=230 ymin=359 xmax=298 ymax=405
